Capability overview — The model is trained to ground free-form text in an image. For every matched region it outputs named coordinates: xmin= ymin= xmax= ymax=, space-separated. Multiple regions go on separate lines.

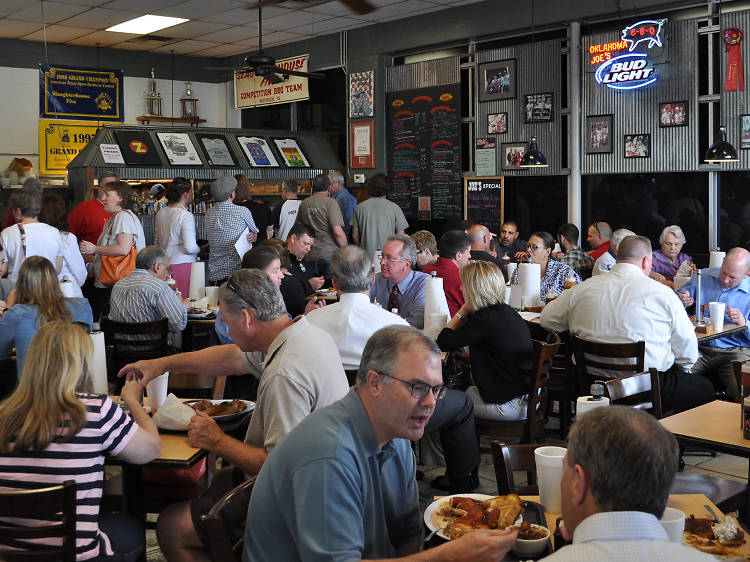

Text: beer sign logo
xmin=129 ymin=140 xmax=148 ymax=154
xmin=595 ymin=53 xmax=657 ymax=90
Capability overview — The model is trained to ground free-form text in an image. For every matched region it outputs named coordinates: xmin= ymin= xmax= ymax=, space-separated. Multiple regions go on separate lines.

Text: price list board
xmin=387 ymin=84 xmax=461 ymax=220
xmin=463 ymin=176 xmax=504 ymax=235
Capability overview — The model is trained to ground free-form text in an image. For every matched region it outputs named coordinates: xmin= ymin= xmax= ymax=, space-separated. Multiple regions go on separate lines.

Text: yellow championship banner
xmin=38 ymin=119 xmax=102 ymax=175
xmin=234 ymin=54 xmax=311 ymax=109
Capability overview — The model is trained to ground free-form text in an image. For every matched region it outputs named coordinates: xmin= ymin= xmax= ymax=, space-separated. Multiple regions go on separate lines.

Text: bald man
xmin=541 ymin=235 xmax=713 ymax=414
xmin=678 ymin=248 xmax=750 ymax=401
xmin=586 ymin=221 xmax=612 ymax=260
xmin=468 ymin=224 xmax=502 ymax=269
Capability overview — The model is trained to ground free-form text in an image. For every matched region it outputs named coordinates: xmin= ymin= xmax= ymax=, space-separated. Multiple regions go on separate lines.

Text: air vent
xmin=130 ymin=34 xmax=174 ymax=43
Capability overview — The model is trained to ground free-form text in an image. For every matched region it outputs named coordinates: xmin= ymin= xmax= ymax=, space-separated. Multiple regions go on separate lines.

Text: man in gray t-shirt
xmin=118 ymin=269 xmax=348 ymax=561
xmin=351 ymin=173 xmax=409 ymax=258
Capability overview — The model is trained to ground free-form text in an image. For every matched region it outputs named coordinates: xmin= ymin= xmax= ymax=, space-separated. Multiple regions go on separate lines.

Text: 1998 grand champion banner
xmin=40 ymin=64 xmax=123 ymax=121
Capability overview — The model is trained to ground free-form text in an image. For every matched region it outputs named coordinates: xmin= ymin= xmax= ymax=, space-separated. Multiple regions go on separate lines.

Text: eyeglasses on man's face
xmin=380 ymin=255 xmax=405 ymax=263
xmin=376 ymin=371 xmax=446 ymax=400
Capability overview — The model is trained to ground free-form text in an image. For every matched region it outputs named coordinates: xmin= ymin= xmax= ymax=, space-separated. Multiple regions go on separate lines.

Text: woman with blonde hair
xmin=437 ymin=260 xmax=533 ymax=420
xmin=0 ymin=256 xmax=92 ymax=376
xmin=0 ymin=321 xmax=160 ymax=560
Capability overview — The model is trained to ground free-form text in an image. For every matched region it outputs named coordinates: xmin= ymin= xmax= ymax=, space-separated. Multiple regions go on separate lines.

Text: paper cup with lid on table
xmin=534 ymin=446 xmax=567 ymax=513
xmin=205 ymin=286 xmax=220 ymax=307
xmin=146 ymin=371 xmax=169 ymax=413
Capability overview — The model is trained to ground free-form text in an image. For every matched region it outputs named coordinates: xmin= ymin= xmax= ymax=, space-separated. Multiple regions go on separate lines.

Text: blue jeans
xmin=98 ymin=512 xmax=145 ymax=562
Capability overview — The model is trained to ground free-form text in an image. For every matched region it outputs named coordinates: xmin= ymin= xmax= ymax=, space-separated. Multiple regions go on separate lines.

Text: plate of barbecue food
xmin=683 ymin=514 xmax=750 ymax=558
xmin=188 ymin=399 xmax=255 ymax=422
xmin=423 ymin=494 xmax=523 ymax=540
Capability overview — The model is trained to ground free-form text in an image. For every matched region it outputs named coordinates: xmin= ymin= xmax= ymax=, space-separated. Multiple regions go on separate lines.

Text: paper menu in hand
xmin=235 ymin=227 xmax=253 ymax=259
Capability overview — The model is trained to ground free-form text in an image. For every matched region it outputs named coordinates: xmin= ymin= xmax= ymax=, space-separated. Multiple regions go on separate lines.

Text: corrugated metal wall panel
xmin=385 ymin=57 xmax=461 ymax=92
xmin=722 ymin=9 xmax=750 ymax=167
xmin=581 ymin=19 xmax=700 ymax=174
xmin=476 ymin=39 xmax=563 ymax=176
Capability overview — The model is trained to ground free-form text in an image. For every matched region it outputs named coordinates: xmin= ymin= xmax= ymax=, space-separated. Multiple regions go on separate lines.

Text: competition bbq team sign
xmin=594 ymin=20 xmax=665 ymax=90
xmin=234 ymin=54 xmax=311 ymax=109
xmin=39 ymin=64 xmax=123 ymax=121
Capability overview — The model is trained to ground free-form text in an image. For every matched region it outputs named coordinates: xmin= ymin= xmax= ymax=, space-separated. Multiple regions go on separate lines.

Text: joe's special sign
xmin=234 ymin=54 xmax=311 ymax=109
xmin=40 ymin=64 xmax=123 ymax=121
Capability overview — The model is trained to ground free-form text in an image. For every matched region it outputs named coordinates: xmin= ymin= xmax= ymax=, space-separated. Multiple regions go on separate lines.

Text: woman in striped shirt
xmin=0 ymin=321 xmax=161 ymax=560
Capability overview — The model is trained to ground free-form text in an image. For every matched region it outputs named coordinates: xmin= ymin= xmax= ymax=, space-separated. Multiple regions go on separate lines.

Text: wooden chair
xmin=202 ymin=477 xmax=257 ymax=562
xmin=474 ymin=334 xmax=560 ymax=450
xmin=0 ymin=480 xmax=76 ymax=562
xmin=169 ymin=371 xmax=226 ymax=400
xmin=491 ymin=441 xmax=567 ymax=495
xmin=101 ymin=317 xmax=170 ymax=383
xmin=572 ymin=336 xmax=645 ymax=396
xmin=527 ymin=324 xmax=576 ymax=438
xmin=601 ymin=368 xmax=662 ymax=418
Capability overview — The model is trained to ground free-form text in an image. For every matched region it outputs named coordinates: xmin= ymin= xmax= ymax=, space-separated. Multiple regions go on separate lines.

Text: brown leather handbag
xmin=98 ymin=211 xmax=137 ymax=286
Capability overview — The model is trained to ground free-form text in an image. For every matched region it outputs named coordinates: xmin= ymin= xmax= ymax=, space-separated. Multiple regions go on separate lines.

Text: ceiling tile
xmin=263 ymin=9 xmax=333 ymax=30
xmin=259 ymin=30 xmax=306 ymax=46
xmin=201 ymin=8 xmax=269 ymax=25
xmin=154 ymin=0 xmax=247 ymax=19
xmin=66 ymin=29 xmax=138 ymax=46
xmin=309 ymin=1 xmax=362 ymax=17
xmin=150 ymin=39 xmax=222 ymax=54
xmin=21 ymin=24 xmax=93 ymax=42
xmin=195 ymin=25 xmax=257 ymax=43
xmin=0 ymin=0 xmax=34 ymax=18
xmin=0 ymin=19 xmax=42 ymax=38
xmin=7 ymin=2 xmax=91 ymax=24
xmin=191 ymin=43 xmax=251 ymax=57
xmin=157 ymin=21 xmax=231 ymax=39
xmin=102 ymin=0 xmax=183 ymax=11
xmin=301 ymin=16 xmax=363 ymax=33
xmin=52 ymin=0 xmax=109 ymax=5
xmin=365 ymin=0 xmax=437 ymax=19
xmin=58 ymin=8 xmax=141 ymax=29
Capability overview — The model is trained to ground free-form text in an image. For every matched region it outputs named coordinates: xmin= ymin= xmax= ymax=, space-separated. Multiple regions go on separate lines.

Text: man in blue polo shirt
xmin=678 ymin=247 xmax=750 ymax=401
xmin=243 ymin=326 xmax=517 ymax=561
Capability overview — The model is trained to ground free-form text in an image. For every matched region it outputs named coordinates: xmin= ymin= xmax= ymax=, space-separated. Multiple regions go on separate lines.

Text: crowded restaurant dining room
xmin=8 ymin=0 xmax=750 ymax=559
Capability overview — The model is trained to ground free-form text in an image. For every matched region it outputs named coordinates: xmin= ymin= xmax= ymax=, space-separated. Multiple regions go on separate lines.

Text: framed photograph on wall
xmin=488 ymin=112 xmax=508 ymax=134
xmin=350 ymin=120 xmax=374 ymax=168
xmin=624 ymin=134 xmax=651 ymax=158
xmin=500 ymin=142 xmax=526 ymax=170
xmin=524 ymin=93 xmax=553 ymax=123
xmin=659 ymin=101 xmax=688 ymax=127
xmin=478 ymin=59 xmax=516 ymax=101
xmin=741 ymin=115 xmax=750 ymax=149
xmin=585 ymin=114 xmax=613 ymax=154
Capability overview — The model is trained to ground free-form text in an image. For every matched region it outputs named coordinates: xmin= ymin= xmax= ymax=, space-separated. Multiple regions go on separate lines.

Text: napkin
xmin=152 ymin=393 xmax=195 ymax=431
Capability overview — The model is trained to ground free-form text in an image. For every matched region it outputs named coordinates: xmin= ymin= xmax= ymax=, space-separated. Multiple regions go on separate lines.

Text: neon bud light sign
xmin=595 ymin=53 xmax=657 ymax=90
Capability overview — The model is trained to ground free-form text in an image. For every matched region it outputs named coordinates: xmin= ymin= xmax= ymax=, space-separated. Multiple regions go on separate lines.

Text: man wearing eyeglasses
xmin=586 ymin=220 xmax=612 ymax=260
xmin=370 ymin=234 xmax=430 ymax=328
xmin=118 ymin=269 xmax=349 ymax=561
xmin=244 ymin=325 xmax=518 ymax=562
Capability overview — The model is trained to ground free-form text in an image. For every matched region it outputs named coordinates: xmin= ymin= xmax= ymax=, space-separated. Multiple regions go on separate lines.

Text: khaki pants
xmin=691 ymin=346 xmax=750 ymax=402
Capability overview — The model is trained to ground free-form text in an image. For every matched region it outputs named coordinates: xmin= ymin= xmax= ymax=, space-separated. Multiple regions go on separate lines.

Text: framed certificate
xmin=156 ymin=132 xmax=203 ymax=165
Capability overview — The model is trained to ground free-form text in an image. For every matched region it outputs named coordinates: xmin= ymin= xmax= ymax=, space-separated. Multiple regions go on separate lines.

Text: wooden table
xmin=696 ymin=322 xmax=746 ymax=343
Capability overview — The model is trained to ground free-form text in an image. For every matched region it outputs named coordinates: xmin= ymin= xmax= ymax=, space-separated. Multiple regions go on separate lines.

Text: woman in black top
xmin=437 ymin=260 xmax=533 ymax=420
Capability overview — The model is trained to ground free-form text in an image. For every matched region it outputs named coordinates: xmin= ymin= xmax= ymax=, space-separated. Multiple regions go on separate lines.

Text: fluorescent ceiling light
xmin=107 ymin=15 xmax=188 ymax=34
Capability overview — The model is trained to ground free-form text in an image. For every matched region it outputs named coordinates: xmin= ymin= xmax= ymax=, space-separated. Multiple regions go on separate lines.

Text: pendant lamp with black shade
xmin=519 ymin=0 xmax=549 ymax=168
xmin=704 ymin=125 xmax=739 ymax=163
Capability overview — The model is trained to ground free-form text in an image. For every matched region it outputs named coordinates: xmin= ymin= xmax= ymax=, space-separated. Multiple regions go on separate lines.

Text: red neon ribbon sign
xmin=724 ymin=28 xmax=744 ymax=92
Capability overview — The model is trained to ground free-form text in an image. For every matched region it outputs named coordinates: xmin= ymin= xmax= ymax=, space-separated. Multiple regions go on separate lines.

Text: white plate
xmin=187 ymin=310 xmax=214 ymax=318
xmin=423 ymin=494 xmax=522 ymax=540
xmin=188 ymin=399 xmax=255 ymax=422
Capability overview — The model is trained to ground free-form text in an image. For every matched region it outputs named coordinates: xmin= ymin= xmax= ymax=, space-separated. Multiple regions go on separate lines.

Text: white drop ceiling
xmin=0 ymin=0 xmax=483 ymax=58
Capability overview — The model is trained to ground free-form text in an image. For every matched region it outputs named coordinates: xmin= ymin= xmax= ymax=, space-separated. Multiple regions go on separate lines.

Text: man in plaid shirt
xmin=553 ymin=223 xmax=594 ymax=280
xmin=206 ymin=176 xmax=258 ymax=284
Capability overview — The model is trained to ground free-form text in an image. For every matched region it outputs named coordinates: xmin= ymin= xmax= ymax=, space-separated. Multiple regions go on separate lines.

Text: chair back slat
xmin=202 ymin=477 xmax=256 ymax=562
xmin=491 ymin=441 xmax=567 ymax=496
xmin=0 ymin=480 xmax=76 ymax=562
xmin=572 ymin=336 xmax=645 ymax=394
xmin=600 ymin=368 xmax=662 ymax=419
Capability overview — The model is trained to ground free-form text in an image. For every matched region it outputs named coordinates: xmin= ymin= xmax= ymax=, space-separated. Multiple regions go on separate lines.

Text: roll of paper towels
xmin=517 ymin=263 xmax=542 ymax=308
xmin=506 ymin=262 xmax=517 ymax=283
xmin=189 ymin=261 xmax=206 ymax=300
xmin=59 ymin=280 xmax=76 ymax=298
xmin=423 ymin=277 xmax=450 ymax=338
xmin=90 ymin=331 xmax=108 ymax=395
xmin=709 ymin=251 xmax=726 ymax=268
xmin=576 ymin=395 xmax=610 ymax=416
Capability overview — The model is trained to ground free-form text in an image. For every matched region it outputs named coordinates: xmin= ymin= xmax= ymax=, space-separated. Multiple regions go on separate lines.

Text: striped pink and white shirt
xmin=0 ymin=394 xmax=138 ymax=560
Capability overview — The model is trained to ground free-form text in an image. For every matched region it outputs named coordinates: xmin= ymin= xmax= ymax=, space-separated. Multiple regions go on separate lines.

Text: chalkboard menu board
xmin=387 ymin=84 xmax=461 ymax=220
xmin=464 ymin=176 xmax=504 ymax=235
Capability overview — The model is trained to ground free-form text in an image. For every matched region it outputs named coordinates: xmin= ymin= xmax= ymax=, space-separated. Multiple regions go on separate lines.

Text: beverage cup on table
xmin=534 ymin=446 xmax=567 ymax=513
xmin=659 ymin=507 xmax=685 ymax=542
xmin=146 ymin=372 xmax=169 ymax=413
xmin=709 ymin=301 xmax=726 ymax=331
xmin=167 ymin=277 xmax=177 ymax=291
xmin=205 ymin=286 xmax=220 ymax=307
xmin=502 ymin=255 xmax=511 ymax=267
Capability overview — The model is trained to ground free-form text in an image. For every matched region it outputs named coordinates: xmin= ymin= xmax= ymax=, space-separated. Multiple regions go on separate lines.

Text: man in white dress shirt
xmin=541 ymin=406 xmax=713 ymax=561
xmin=306 ymin=245 xmax=481 ymax=493
xmin=541 ymin=235 xmax=713 ymax=413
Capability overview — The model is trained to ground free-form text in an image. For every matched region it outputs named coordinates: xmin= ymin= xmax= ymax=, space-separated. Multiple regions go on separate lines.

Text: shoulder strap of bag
xmin=17 ymin=223 xmax=26 ymax=257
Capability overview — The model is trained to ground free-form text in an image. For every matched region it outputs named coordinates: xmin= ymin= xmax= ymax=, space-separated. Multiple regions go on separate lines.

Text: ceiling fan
xmin=244 ymin=0 xmax=375 ymax=16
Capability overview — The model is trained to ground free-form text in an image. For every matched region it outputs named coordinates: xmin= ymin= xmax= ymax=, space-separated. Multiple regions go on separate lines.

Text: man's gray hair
xmin=567 ymin=406 xmax=678 ymax=517
xmin=387 ymin=234 xmax=418 ymax=269
xmin=219 ymin=269 xmax=287 ymax=321
xmin=136 ymin=246 xmax=168 ymax=270
xmin=331 ymin=246 xmax=372 ymax=292
xmin=616 ymin=235 xmax=651 ymax=262
xmin=11 ymin=189 xmax=41 ymax=218
xmin=22 ymin=177 xmax=42 ymax=193
xmin=329 ymin=171 xmax=345 ymax=185
xmin=593 ymin=221 xmax=612 ymax=240
xmin=611 ymin=228 xmax=636 ymax=249
xmin=356 ymin=325 xmax=440 ymax=387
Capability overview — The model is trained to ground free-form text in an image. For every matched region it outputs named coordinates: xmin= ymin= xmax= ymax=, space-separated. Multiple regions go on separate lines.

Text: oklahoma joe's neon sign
xmin=595 ymin=20 xmax=664 ymax=90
